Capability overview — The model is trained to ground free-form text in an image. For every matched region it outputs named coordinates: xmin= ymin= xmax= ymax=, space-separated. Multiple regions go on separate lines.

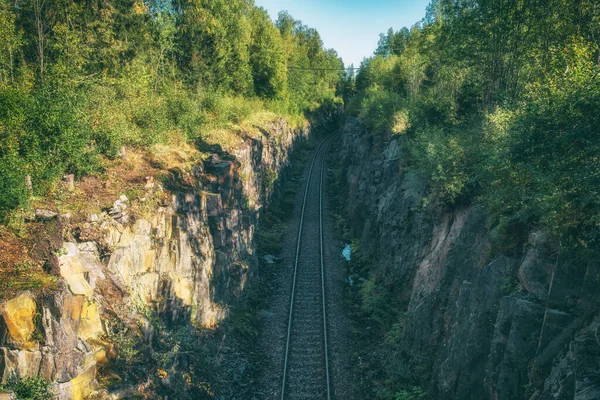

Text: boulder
xmin=518 ymin=232 xmax=555 ymax=300
xmin=35 ymin=209 xmax=58 ymax=221
xmin=58 ymin=250 xmax=94 ymax=298
xmin=61 ymin=174 xmax=75 ymax=191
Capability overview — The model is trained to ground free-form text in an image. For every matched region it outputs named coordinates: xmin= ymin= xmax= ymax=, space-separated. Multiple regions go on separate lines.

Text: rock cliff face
xmin=336 ymin=118 xmax=600 ymax=400
xmin=0 ymin=119 xmax=308 ymax=399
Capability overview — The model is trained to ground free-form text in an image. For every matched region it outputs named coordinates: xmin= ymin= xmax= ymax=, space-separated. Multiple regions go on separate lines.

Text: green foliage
xmin=0 ymin=258 xmax=59 ymax=301
xmin=250 ymin=8 xmax=287 ymax=99
xmin=0 ymin=86 xmax=100 ymax=218
xmin=104 ymin=316 xmax=142 ymax=373
xmin=395 ymin=386 xmax=425 ymax=400
xmin=360 ymin=278 xmax=397 ymax=330
xmin=264 ymin=169 xmax=278 ymax=194
xmin=0 ymin=0 xmax=21 ymax=86
xmin=500 ymin=277 xmax=519 ymax=295
xmin=102 ymin=303 xmax=218 ymax=400
xmin=411 ymin=125 xmax=470 ymax=203
xmin=345 ymin=0 xmax=600 ymax=249
xmin=0 ymin=0 xmax=344 ymax=220
xmin=277 ymin=11 xmax=344 ymax=114
xmin=485 ymin=41 xmax=600 ymax=246
xmin=0 ymin=153 xmax=28 ymax=221
xmin=376 ymin=27 xmax=410 ymax=58
xmin=359 ymin=87 xmax=404 ymax=136
xmin=0 ymin=377 xmax=53 ymax=400
xmin=256 ymin=213 xmax=288 ymax=255
xmin=228 ymin=308 xmax=259 ymax=340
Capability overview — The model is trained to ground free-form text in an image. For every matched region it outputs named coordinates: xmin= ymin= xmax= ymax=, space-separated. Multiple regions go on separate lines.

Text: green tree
xmin=250 ymin=7 xmax=287 ymax=99
xmin=0 ymin=0 xmax=22 ymax=85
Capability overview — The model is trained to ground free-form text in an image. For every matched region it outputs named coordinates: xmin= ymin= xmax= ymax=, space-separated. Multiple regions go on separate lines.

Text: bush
xmin=0 ymin=377 xmax=54 ymax=400
xmin=0 ymin=154 xmax=27 ymax=221
xmin=201 ymin=93 xmax=262 ymax=127
xmin=27 ymin=89 xmax=96 ymax=179
xmin=0 ymin=86 xmax=101 ymax=217
xmin=359 ymin=87 xmax=404 ymax=136
xmin=360 ymin=278 xmax=396 ymax=331
xmin=411 ymin=125 xmax=470 ymax=204
xmin=165 ymin=92 xmax=208 ymax=140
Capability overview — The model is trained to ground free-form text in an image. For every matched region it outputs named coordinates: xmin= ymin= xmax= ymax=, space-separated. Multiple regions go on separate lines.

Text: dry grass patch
xmin=0 ymin=226 xmax=58 ymax=301
xmin=149 ymin=142 xmax=202 ymax=171
xmin=201 ymin=127 xmax=246 ymax=152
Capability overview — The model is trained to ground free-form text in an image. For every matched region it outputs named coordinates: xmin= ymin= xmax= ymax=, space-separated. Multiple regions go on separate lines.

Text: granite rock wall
xmin=337 ymin=117 xmax=600 ymax=400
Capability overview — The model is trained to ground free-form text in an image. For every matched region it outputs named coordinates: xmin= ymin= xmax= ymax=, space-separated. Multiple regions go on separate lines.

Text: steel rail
xmin=280 ymin=135 xmax=334 ymax=400
xmin=319 ymin=137 xmax=336 ymax=400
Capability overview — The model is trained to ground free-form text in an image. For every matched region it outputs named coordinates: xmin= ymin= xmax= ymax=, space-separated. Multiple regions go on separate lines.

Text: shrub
xmin=395 ymin=386 xmax=425 ymax=400
xmin=500 ymin=277 xmax=519 ymax=294
xmin=0 ymin=153 xmax=27 ymax=221
xmin=359 ymin=87 xmax=404 ymax=136
xmin=0 ymin=377 xmax=54 ymax=400
xmin=0 ymin=86 xmax=102 ymax=217
xmin=360 ymin=278 xmax=396 ymax=331
xmin=411 ymin=125 xmax=469 ymax=204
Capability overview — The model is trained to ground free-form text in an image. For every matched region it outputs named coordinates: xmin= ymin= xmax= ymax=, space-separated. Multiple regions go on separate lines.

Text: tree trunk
xmin=8 ymin=45 xmax=13 ymax=83
xmin=33 ymin=0 xmax=45 ymax=83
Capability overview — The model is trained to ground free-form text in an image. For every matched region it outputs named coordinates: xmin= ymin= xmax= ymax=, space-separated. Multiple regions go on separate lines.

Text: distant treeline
xmin=0 ymin=0 xmax=344 ymax=220
xmin=347 ymin=0 xmax=600 ymax=252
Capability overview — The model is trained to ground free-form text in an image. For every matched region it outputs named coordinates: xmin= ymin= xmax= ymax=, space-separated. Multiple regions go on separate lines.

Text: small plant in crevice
xmin=263 ymin=169 xmax=278 ymax=194
xmin=227 ymin=307 xmax=260 ymax=341
xmin=500 ymin=276 xmax=520 ymax=295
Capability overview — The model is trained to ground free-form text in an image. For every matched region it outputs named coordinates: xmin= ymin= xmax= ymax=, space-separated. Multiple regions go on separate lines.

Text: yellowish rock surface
xmin=69 ymin=365 xmax=96 ymax=400
xmin=173 ymin=277 xmax=193 ymax=306
xmin=0 ymin=293 xmax=37 ymax=350
xmin=62 ymin=295 xmax=84 ymax=322
xmin=59 ymin=254 xmax=94 ymax=298
xmin=78 ymin=300 xmax=103 ymax=341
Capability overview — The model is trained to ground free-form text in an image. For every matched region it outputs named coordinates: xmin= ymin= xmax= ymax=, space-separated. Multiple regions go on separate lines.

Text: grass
xmin=149 ymin=143 xmax=203 ymax=171
xmin=0 ymin=263 xmax=59 ymax=301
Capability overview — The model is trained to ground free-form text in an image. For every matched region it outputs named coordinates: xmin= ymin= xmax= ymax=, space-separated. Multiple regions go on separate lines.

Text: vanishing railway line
xmin=280 ymin=135 xmax=336 ymax=400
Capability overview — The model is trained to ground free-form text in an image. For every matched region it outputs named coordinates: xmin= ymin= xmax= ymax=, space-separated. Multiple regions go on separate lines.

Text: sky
xmin=254 ymin=0 xmax=432 ymax=68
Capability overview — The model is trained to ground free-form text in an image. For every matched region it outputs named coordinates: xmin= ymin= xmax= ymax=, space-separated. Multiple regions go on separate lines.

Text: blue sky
xmin=254 ymin=0 xmax=431 ymax=67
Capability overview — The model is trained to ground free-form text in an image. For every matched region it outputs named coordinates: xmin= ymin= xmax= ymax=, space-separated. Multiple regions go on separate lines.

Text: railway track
xmin=280 ymin=135 xmax=336 ymax=400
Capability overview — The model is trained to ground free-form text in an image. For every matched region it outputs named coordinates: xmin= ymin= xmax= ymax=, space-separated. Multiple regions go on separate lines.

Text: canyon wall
xmin=337 ymin=118 xmax=600 ymax=400
xmin=0 ymin=119 xmax=308 ymax=399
